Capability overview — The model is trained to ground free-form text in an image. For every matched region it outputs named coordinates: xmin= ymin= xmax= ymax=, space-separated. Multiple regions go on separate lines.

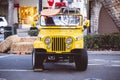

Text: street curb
xmin=88 ymin=51 xmax=120 ymax=54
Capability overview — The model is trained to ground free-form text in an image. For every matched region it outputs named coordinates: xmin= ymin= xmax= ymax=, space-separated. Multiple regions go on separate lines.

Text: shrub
xmin=28 ymin=30 xmax=39 ymax=36
xmin=84 ymin=33 xmax=120 ymax=51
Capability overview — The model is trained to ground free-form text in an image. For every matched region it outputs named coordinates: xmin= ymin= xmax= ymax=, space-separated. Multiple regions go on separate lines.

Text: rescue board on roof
xmin=41 ymin=9 xmax=60 ymax=16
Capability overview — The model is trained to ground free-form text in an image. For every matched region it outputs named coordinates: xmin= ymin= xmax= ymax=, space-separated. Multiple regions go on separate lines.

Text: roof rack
xmin=61 ymin=7 xmax=80 ymax=15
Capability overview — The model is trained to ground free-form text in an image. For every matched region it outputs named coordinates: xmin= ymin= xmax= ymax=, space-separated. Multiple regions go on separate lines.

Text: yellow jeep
xmin=32 ymin=8 xmax=90 ymax=71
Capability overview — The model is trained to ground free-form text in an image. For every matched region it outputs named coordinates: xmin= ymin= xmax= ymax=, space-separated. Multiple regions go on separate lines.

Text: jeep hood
xmin=38 ymin=28 xmax=84 ymax=38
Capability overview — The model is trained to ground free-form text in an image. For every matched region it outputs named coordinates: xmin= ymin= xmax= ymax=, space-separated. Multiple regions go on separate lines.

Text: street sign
xmin=47 ymin=0 xmax=54 ymax=7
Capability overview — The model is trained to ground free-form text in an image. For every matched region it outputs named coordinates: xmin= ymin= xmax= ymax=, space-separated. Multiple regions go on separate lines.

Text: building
xmin=0 ymin=0 xmax=88 ymax=28
xmin=89 ymin=0 xmax=120 ymax=34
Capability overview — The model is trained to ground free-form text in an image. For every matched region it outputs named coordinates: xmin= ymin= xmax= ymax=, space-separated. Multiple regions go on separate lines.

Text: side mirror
xmin=84 ymin=20 xmax=90 ymax=29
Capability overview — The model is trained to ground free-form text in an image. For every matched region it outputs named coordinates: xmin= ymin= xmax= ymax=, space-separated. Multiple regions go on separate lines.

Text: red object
xmin=55 ymin=2 xmax=66 ymax=7
xmin=14 ymin=3 xmax=19 ymax=8
xmin=47 ymin=0 xmax=54 ymax=6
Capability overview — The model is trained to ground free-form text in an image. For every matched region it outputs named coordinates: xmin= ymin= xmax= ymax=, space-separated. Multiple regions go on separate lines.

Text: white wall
xmin=71 ymin=0 xmax=87 ymax=17
xmin=14 ymin=8 xmax=18 ymax=23
xmin=14 ymin=0 xmax=38 ymax=6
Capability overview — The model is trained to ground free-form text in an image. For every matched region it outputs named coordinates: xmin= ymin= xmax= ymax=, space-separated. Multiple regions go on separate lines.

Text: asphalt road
xmin=0 ymin=52 xmax=120 ymax=80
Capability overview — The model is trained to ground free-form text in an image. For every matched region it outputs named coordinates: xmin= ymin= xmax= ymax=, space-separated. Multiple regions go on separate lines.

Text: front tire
xmin=74 ymin=49 xmax=88 ymax=71
xmin=32 ymin=49 xmax=44 ymax=72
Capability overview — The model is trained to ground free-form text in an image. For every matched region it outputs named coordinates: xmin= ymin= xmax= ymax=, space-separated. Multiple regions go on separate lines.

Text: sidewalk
xmin=88 ymin=51 xmax=120 ymax=54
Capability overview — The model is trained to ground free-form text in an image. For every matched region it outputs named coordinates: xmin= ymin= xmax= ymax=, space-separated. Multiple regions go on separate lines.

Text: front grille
xmin=52 ymin=37 xmax=66 ymax=51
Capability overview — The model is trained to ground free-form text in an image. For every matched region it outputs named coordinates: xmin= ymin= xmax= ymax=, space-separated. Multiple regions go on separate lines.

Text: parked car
xmin=0 ymin=17 xmax=8 ymax=34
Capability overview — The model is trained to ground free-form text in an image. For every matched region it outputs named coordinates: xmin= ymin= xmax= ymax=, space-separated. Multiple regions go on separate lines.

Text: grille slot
xmin=52 ymin=37 xmax=66 ymax=51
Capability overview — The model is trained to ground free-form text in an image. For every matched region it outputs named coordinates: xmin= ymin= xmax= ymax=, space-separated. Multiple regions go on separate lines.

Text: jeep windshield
xmin=40 ymin=14 xmax=82 ymax=26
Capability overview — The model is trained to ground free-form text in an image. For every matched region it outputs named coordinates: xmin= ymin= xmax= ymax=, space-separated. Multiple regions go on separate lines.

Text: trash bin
xmin=4 ymin=26 xmax=14 ymax=39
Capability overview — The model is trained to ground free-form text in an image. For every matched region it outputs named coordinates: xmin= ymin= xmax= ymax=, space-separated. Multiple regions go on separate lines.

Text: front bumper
xmin=35 ymin=52 xmax=82 ymax=56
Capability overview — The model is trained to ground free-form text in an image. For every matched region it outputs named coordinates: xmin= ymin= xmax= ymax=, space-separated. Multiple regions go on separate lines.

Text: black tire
xmin=74 ymin=49 xmax=88 ymax=71
xmin=32 ymin=49 xmax=35 ymax=67
xmin=32 ymin=49 xmax=44 ymax=72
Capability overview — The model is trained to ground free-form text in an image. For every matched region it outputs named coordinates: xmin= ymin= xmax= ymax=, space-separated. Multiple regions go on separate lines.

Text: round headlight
xmin=45 ymin=37 xmax=51 ymax=44
xmin=66 ymin=38 xmax=72 ymax=44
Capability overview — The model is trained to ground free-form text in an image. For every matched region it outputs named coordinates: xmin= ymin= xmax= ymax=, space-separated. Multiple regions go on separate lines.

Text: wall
xmin=14 ymin=0 xmax=38 ymax=6
xmin=90 ymin=0 xmax=120 ymax=34
xmin=101 ymin=0 xmax=120 ymax=30
xmin=90 ymin=1 xmax=102 ymax=34
xmin=98 ymin=7 xmax=119 ymax=34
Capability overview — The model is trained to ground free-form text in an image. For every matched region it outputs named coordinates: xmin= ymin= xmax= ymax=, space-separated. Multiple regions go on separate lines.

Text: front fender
xmin=33 ymin=39 xmax=45 ymax=49
xmin=74 ymin=38 xmax=84 ymax=49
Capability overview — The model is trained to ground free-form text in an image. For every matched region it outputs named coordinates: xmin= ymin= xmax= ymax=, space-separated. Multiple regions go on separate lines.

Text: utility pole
xmin=39 ymin=0 xmax=42 ymax=13
xmin=87 ymin=0 xmax=91 ymax=33
xmin=8 ymin=0 xmax=14 ymax=26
